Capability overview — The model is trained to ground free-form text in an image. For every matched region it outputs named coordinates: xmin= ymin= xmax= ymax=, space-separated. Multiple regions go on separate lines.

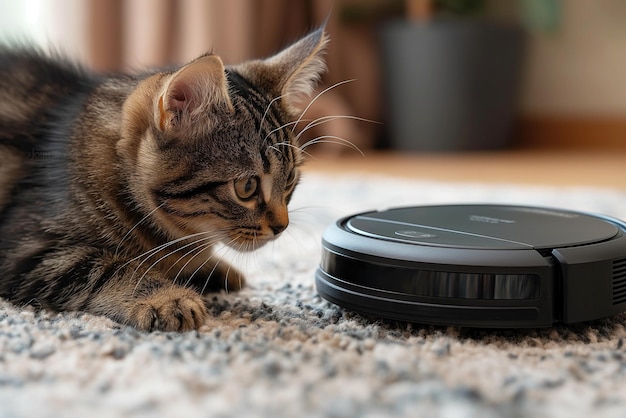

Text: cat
xmin=0 ymin=26 xmax=328 ymax=332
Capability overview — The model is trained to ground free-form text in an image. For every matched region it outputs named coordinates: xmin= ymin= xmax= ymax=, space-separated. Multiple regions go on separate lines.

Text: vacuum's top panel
xmin=345 ymin=205 xmax=619 ymax=250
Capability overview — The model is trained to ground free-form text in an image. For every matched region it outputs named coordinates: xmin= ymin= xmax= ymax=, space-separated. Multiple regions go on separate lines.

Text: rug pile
xmin=2 ymin=173 xmax=626 ymax=417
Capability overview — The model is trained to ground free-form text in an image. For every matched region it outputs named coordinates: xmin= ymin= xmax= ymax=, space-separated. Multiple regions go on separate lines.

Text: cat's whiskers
xmin=223 ymin=261 xmax=234 ymax=294
xmin=262 ymin=118 xmax=306 ymax=160
xmin=288 ymin=211 xmax=325 ymax=236
xmin=228 ymin=238 xmax=253 ymax=292
xmin=289 ymin=204 xmax=333 ymax=214
xmin=201 ymin=261 xmax=223 ymax=295
xmin=178 ymin=239 xmax=221 ymax=288
xmin=286 ymin=204 xmax=342 ymax=249
xmin=291 ymin=206 xmax=338 ymax=230
xmin=235 ymin=233 xmax=261 ymax=283
xmin=292 ymin=113 xmax=381 ymax=156
xmin=128 ymin=231 xmax=223 ymax=296
xmin=258 ymin=93 xmax=289 ymax=137
xmin=295 ymin=114 xmax=381 ymax=154
xmin=281 ymin=219 xmax=319 ymax=251
xmin=264 ymin=83 xmax=377 ymax=158
xmin=114 ymin=202 xmax=165 ymax=257
xmin=113 ymin=230 xmax=217 ymax=288
xmin=262 ymin=120 xmax=301 ymax=146
xmin=300 ymin=135 xmax=365 ymax=156
xmin=269 ymin=141 xmax=315 ymax=160
xmin=132 ymin=231 xmax=222 ymax=298
xmin=188 ymin=234 xmax=241 ymax=294
xmin=121 ymin=230 xmax=217 ymax=269
xmin=268 ymin=118 xmax=363 ymax=159
xmin=291 ymin=79 xmax=356 ymax=134
xmin=166 ymin=234 xmax=224 ymax=284
xmin=128 ymin=231 xmax=219 ymax=275
xmin=174 ymin=233 xmax=238 ymax=289
xmin=295 ymin=114 xmax=379 ymax=142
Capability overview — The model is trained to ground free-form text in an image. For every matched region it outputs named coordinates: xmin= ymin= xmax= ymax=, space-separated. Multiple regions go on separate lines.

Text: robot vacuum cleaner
xmin=315 ymin=204 xmax=626 ymax=328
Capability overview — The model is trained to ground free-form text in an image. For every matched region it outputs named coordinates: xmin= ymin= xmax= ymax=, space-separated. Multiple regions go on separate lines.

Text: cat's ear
xmin=269 ymin=26 xmax=328 ymax=115
xmin=156 ymin=54 xmax=233 ymax=134
xmin=238 ymin=26 xmax=328 ymax=117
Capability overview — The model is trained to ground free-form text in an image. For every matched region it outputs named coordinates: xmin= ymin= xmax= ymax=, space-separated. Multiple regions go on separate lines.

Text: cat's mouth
xmin=226 ymin=228 xmax=283 ymax=252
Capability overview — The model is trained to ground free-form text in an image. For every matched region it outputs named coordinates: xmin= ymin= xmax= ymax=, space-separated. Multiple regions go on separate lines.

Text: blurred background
xmin=1 ymin=0 xmax=626 ymax=156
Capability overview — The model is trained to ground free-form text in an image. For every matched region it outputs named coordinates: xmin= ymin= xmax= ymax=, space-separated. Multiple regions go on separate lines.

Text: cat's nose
xmin=268 ymin=206 xmax=289 ymax=236
xmin=270 ymin=223 xmax=288 ymax=236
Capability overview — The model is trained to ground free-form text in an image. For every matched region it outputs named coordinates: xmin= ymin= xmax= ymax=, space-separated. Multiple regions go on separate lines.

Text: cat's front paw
xmin=129 ymin=286 xmax=207 ymax=332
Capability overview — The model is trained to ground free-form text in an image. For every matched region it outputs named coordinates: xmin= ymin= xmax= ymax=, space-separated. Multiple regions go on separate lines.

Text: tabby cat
xmin=0 ymin=27 xmax=328 ymax=331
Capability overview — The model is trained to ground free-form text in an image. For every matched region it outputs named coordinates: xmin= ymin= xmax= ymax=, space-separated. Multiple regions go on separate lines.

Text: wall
xmin=521 ymin=0 xmax=626 ymax=116
xmin=518 ymin=0 xmax=626 ymax=149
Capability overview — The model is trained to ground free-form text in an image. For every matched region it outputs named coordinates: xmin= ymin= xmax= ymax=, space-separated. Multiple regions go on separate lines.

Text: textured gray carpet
xmin=2 ymin=173 xmax=626 ymax=418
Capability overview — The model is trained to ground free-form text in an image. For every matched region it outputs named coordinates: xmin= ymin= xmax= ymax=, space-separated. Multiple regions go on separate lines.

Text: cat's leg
xmin=5 ymin=245 xmax=208 ymax=331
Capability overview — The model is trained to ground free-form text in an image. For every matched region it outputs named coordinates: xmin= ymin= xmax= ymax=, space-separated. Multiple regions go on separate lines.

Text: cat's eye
xmin=234 ymin=177 xmax=259 ymax=200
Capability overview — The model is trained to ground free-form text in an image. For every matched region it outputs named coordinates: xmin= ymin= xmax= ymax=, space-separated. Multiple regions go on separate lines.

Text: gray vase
xmin=381 ymin=19 xmax=526 ymax=152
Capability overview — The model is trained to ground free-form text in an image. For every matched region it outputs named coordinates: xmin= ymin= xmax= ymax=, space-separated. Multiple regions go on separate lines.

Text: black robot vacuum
xmin=315 ymin=204 xmax=626 ymax=328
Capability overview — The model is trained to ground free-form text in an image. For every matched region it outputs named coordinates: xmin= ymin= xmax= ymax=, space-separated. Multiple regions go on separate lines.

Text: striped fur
xmin=0 ymin=27 xmax=328 ymax=331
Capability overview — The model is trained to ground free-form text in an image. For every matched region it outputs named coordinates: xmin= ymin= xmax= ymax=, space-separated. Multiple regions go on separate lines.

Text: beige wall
xmin=521 ymin=0 xmax=626 ymax=116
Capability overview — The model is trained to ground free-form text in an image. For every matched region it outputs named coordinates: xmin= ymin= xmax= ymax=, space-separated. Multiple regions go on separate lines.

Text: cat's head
xmin=118 ymin=26 xmax=328 ymax=250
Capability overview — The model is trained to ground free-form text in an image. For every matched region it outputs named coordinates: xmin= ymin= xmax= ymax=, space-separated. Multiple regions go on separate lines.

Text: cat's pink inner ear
xmin=159 ymin=86 xmax=190 ymax=131
xmin=159 ymin=54 xmax=233 ymax=131
xmin=168 ymin=88 xmax=188 ymax=111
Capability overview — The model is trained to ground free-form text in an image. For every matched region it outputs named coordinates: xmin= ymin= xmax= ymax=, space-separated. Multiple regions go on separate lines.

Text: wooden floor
xmin=302 ymin=150 xmax=626 ymax=189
